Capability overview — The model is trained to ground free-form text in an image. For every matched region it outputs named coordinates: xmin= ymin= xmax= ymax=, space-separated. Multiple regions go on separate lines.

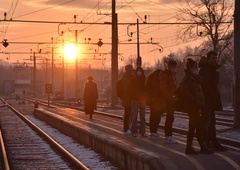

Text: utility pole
xmin=62 ymin=39 xmax=65 ymax=97
xmin=111 ymin=0 xmax=118 ymax=107
xmin=33 ymin=52 xmax=36 ymax=97
xmin=52 ymin=47 xmax=54 ymax=92
xmin=234 ymin=0 xmax=240 ymax=128
xmin=45 ymin=58 xmax=48 ymax=84
xmin=136 ymin=19 xmax=142 ymax=67
xmin=75 ymin=29 xmax=78 ymax=98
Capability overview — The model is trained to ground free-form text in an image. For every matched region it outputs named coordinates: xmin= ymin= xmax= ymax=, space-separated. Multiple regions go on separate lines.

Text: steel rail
xmin=0 ymin=98 xmax=89 ymax=170
xmin=35 ymin=98 xmax=234 ymax=127
xmin=0 ymin=129 xmax=10 ymax=170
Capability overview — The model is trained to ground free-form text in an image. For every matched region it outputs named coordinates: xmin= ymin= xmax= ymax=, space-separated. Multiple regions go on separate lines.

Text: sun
xmin=64 ymin=44 xmax=77 ymax=60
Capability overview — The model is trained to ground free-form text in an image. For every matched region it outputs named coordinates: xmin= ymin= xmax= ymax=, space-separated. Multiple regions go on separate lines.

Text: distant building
xmin=15 ymin=79 xmax=32 ymax=94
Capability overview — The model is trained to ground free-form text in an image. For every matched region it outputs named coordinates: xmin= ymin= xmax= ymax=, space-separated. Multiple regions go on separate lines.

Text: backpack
xmin=145 ymin=69 xmax=161 ymax=105
xmin=116 ymin=79 xmax=124 ymax=98
xmin=146 ymin=69 xmax=161 ymax=97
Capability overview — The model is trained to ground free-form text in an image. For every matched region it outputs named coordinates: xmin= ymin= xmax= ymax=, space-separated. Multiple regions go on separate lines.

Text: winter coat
xmin=181 ymin=70 xmax=205 ymax=112
xmin=128 ymin=70 xmax=147 ymax=105
xmin=199 ymin=57 xmax=223 ymax=111
xmin=83 ymin=80 xmax=98 ymax=111
xmin=157 ymin=69 xmax=177 ymax=110
xmin=120 ymin=72 xmax=135 ymax=107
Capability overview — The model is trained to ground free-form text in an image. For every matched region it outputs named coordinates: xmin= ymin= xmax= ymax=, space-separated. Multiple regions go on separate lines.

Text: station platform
xmin=34 ymin=107 xmax=240 ymax=170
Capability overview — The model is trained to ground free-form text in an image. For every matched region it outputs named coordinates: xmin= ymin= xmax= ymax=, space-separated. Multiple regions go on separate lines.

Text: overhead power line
xmin=13 ymin=0 xmax=76 ymax=19
xmin=123 ymin=0 xmax=145 ymax=22
xmin=0 ymin=19 xmax=232 ymax=25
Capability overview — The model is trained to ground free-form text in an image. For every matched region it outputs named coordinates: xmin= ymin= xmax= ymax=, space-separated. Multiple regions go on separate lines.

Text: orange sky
xmin=0 ymin=0 xmax=202 ymax=69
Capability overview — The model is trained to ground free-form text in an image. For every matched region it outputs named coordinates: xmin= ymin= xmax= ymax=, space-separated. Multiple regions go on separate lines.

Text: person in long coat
xmin=181 ymin=58 xmax=213 ymax=154
xmin=83 ymin=76 xmax=98 ymax=119
xmin=199 ymin=51 xmax=227 ymax=151
xmin=120 ymin=64 xmax=135 ymax=134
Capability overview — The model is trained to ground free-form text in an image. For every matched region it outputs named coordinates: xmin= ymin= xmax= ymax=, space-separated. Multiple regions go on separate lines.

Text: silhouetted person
xmin=153 ymin=60 xmax=178 ymax=143
xmin=181 ymin=58 xmax=213 ymax=154
xmin=128 ymin=67 xmax=147 ymax=137
xmin=199 ymin=51 xmax=227 ymax=152
xmin=120 ymin=64 xmax=134 ymax=134
xmin=83 ymin=76 xmax=98 ymax=119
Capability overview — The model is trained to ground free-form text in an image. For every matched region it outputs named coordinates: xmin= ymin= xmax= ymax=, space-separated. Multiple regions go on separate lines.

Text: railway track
xmin=57 ymin=100 xmax=234 ymax=127
xmin=29 ymin=97 xmax=234 ymax=127
xmin=0 ymin=98 xmax=89 ymax=170
xmin=0 ymin=128 xmax=9 ymax=170
xmin=1 ymin=97 xmax=238 ymax=170
xmin=24 ymin=97 xmax=240 ymax=151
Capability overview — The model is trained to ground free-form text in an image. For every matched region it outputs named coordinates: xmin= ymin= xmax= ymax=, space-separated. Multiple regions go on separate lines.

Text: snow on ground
xmin=8 ymin=99 xmax=119 ymax=170
xmin=27 ymin=115 xmax=119 ymax=170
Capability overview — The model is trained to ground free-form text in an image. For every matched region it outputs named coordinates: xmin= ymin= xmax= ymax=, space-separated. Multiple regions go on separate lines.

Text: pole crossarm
xmin=0 ymin=19 xmax=232 ymax=25
xmin=1 ymin=51 xmax=111 ymax=55
xmin=2 ymin=41 xmax=160 ymax=45
xmin=2 ymin=41 xmax=57 ymax=44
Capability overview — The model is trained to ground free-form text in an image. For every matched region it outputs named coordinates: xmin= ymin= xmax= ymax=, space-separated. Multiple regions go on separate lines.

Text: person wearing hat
xmin=83 ymin=76 xmax=98 ymax=119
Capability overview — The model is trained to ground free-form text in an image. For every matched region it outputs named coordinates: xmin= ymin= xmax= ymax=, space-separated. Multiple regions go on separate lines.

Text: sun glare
xmin=64 ymin=44 xmax=77 ymax=60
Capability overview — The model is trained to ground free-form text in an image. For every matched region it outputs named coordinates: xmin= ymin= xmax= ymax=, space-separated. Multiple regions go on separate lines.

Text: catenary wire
xmin=13 ymin=0 xmax=76 ymax=19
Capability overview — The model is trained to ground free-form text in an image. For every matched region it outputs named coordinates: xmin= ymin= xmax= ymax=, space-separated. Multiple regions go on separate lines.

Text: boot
xmin=185 ymin=141 xmax=199 ymax=155
xmin=185 ymin=146 xmax=199 ymax=155
xmin=212 ymin=142 xmax=227 ymax=152
xmin=200 ymin=142 xmax=214 ymax=154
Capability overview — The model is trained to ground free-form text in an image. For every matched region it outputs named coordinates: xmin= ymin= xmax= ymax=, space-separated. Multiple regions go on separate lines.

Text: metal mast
xmin=111 ymin=0 xmax=118 ymax=107
xmin=234 ymin=0 xmax=240 ymax=127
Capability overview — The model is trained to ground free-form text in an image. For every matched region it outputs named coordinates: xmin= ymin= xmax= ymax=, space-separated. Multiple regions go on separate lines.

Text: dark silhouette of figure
xmin=128 ymin=67 xmax=147 ymax=137
xmin=147 ymin=69 xmax=162 ymax=139
xmin=83 ymin=76 xmax=98 ymax=119
xmin=181 ymin=58 xmax=213 ymax=154
xmin=199 ymin=51 xmax=227 ymax=152
xmin=120 ymin=64 xmax=134 ymax=134
xmin=149 ymin=60 xmax=178 ymax=143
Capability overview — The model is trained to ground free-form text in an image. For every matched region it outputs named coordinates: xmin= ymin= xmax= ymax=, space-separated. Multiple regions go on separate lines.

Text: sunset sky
xmin=0 ymin=0 xmax=204 ymax=69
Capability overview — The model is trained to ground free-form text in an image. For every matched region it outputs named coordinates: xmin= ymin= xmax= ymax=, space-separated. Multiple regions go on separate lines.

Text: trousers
xmin=130 ymin=100 xmax=146 ymax=135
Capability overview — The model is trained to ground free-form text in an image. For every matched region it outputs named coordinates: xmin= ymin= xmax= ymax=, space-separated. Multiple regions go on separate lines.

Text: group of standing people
xmin=119 ymin=62 xmax=178 ymax=142
xmin=181 ymin=51 xmax=227 ymax=154
xmin=82 ymin=50 xmax=227 ymax=155
xmin=119 ymin=50 xmax=227 ymax=155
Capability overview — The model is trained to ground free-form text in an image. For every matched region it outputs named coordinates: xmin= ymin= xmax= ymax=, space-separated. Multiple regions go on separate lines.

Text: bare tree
xmin=176 ymin=0 xmax=233 ymax=62
xmin=125 ymin=54 xmax=137 ymax=68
